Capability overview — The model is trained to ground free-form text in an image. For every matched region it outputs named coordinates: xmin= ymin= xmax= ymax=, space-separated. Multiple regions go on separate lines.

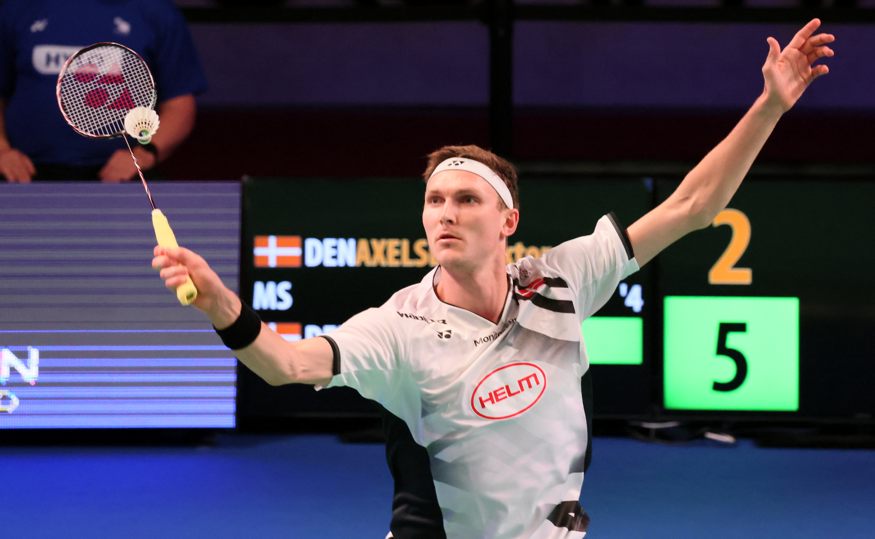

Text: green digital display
xmin=583 ymin=317 xmax=643 ymax=365
xmin=663 ymin=296 xmax=799 ymax=411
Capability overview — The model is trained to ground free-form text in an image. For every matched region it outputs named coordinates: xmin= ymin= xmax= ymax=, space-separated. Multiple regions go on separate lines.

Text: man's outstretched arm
xmin=152 ymin=246 xmax=335 ymax=386
xmin=627 ymin=18 xmax=835 ymax=267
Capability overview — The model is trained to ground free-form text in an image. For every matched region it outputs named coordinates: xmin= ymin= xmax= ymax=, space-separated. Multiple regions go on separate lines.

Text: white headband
xmin=429 ymin=157 xmax=514 ymax=209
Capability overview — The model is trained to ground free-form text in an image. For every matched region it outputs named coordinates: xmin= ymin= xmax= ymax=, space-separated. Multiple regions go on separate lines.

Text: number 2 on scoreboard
xmin=708 ymin=208 xmax=752 ymax=285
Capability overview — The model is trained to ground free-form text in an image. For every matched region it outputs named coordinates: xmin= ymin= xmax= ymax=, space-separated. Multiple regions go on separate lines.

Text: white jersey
xmin=324 ymin=214 xmax=638 ymax=538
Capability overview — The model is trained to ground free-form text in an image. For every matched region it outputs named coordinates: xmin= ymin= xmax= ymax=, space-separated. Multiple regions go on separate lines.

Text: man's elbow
xmin=264 ymin=373 xmax=292 ymax=387
xmin=262 ymin=360 xmax=300 ymax=387
xmin=686 ymin=197 xmax=720 ymax=231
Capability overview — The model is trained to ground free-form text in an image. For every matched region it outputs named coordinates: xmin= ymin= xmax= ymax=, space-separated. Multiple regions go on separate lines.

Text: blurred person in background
xmin=0 ymin=0 xmax=206 ymax=182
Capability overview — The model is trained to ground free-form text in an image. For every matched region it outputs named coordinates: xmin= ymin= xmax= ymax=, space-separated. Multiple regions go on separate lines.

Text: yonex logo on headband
xmin=430 ymin=157 xmax=515 ymax=209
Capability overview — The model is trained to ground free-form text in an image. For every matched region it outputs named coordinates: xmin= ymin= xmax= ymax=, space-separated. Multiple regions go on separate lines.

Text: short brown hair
xmin=422 ymin=145 xmax=520 ymax=209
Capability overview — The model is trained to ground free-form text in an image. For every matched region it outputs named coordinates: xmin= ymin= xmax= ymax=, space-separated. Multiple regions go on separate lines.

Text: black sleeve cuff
xmin=606 ymin=211 xmax=635 ymax=260
xmin=319 ymin=335 xmax=341 ymax=376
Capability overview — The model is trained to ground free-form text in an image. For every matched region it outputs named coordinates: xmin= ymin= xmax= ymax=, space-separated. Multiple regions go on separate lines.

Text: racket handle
xmin=152 ymin=209 xmax=198 ymax=306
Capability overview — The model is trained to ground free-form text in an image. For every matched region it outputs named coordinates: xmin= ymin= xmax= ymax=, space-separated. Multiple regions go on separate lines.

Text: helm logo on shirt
xmin=470 ymin=362 xmax=546 ymax=421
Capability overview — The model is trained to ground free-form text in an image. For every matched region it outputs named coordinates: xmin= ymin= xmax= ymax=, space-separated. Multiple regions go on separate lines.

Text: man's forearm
xmin=208 ymin=286 xmax=243 ymax=330
xmin=149 ymin=94 xmax=196 ymax=162
xmin=672 ymin=94 xmax=784 ymax=228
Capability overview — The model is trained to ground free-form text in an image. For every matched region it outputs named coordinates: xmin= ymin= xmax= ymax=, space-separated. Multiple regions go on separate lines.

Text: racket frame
xmin=56 ymin=41 xmax=157 ymax=140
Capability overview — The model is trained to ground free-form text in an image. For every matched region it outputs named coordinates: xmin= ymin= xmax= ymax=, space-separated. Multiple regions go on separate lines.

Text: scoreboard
xmin=657 ymin=178 xmax=875 ymax=421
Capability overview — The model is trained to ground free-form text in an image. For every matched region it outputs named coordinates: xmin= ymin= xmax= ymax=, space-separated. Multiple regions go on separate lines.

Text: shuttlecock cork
xmin=124 ymin=106 xmax=160 ymax=145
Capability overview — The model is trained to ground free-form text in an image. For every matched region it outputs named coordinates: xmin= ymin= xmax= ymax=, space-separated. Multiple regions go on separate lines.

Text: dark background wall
xmin=161 ymin=4 xmax=875 ymax=179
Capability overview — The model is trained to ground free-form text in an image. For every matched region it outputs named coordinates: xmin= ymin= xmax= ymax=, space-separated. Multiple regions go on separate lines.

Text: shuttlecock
xmin=124 ymin=106 xmax=160 ymax=145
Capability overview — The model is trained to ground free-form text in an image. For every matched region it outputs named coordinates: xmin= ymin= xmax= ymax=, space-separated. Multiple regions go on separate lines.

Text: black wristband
xmin=214 ymin=302 xmax=262 ymax=350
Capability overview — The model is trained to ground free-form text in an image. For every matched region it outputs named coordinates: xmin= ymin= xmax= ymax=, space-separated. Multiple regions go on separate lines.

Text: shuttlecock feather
xmin=124 ymin=106 xmax=160 ymax=145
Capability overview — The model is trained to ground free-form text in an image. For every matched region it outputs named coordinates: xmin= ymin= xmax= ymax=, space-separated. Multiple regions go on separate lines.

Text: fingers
xmin=4 ymin=167 xmax=32 ymax=182
xmin=787 ymin=18 xmax=821 ymax=51
xmin=801 ymin=32 xmax=835 ymax=54
xmin=152 ymin=248 xmax=193 ymax=289
xmin=22 ymin=153 xmax=35 ymax=177
xmin=774 ymin=32 xmax=834 ymax=58
xmin=163 ymin=246 xmax=198 ymax=265
xmin=811 ymin=64 xmax=830 ymax=81
xmin=766 ymin=36 xmax=781 ymax=63
xmin=99 ymin=150 xmax=136 ymax=182
xmin=159 ymin=265 xmax=190 ymax=289
xmin=152 ymin=246 xmax=180 ymax=270
xmin=152 ymin=247 xmax=180 ymax=270
xmin=151 ymin=246 xmax=201 ymax=272
xmin=766 ymin=21 xmax=835 ymax=83
xmin=0 ymin=150 xmax=36 ymax=182
xmin=807 ymin=45 xmax=835 ymax=65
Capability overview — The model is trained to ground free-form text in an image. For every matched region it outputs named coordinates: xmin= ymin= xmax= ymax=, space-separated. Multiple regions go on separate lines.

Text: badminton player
xmin=154 ymin=19 xmax=833 ymax=538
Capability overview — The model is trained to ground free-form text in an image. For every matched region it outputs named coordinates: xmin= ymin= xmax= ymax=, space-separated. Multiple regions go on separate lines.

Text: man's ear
xmin=501 ymin=208 xmax=520 ymax=238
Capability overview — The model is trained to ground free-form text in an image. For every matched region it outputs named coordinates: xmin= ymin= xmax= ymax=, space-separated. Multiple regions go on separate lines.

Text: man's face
xmin=422 ymin=170 xmax=518 ymax=272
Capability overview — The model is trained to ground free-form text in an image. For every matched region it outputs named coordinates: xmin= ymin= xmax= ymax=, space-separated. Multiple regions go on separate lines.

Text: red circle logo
xmin=470 ymin=362 xmax=547 ymax=420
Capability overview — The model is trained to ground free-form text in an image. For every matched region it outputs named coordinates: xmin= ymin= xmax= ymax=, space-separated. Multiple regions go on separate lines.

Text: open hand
xmin=762 ymin=18 xmax=835 ymax=113
xmin=0 ymin=148 xmax=36 ymax=182
xmin=99 ymin=148 xmax=156 ymax=183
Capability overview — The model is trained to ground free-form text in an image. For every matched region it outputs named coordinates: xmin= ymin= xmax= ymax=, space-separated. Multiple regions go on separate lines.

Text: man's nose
xmin=440 ymin=201 xmax=457 ymax=224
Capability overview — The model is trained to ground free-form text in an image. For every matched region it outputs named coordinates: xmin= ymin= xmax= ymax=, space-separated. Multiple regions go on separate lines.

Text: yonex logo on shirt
xmin=396 ymin=311 xmax=447 ymax=325
xmin=471 ymin=362 xmax=547 ymax=420
xmin=114 ymin=17 xmax=131 ymax=36
xmin=30 ymin=19 xmax=48 ymax=33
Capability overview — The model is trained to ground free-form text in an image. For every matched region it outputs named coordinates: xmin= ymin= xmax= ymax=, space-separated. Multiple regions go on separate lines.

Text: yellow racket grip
xmin=152 ymin=209 xmax=198 ymax=306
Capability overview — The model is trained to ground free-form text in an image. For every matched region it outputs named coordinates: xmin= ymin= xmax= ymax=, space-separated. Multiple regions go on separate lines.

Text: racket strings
xmin=58 ymin=45 xmax=155 ymax=138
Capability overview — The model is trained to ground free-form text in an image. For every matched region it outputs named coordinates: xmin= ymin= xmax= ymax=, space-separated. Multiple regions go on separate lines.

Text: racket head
xmin=56 ymin=42 xmax=156 ymax=139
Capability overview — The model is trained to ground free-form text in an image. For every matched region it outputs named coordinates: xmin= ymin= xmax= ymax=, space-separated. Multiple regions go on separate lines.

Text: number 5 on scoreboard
xmin=714 ymin=322 xmax=747 ymax=392
xmin=663 ymin=296 xmax=799 ymax=412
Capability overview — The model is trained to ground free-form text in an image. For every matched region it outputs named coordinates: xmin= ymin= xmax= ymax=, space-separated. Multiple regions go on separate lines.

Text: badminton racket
xmin=56 ymin=42 xmax=197 ymax=306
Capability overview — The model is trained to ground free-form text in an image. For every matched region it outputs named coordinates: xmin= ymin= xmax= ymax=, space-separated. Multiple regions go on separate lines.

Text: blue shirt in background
xmin=0 ymin=0 xmax=207 ymax=168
